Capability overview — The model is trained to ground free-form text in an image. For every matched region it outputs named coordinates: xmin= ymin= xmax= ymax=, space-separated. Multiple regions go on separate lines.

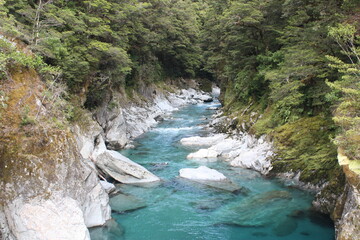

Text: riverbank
xmin=0 ymin=69 xmax=214 ymax=240
xmin=208 ymin=105 xmax=359 ymax=239
xmin=91 ymin=95 xmax=335 ymax=240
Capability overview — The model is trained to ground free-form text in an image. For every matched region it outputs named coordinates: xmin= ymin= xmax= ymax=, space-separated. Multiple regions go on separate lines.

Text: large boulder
xmin=180 ymin=134 xmax=226 ymax=147
xmin=93 ymin=136 xmax=160 ymax=184
xmin=229 ymin=137 xmax=273 ymax=175
xmin=82 ymin=178 xmax=111 ymax=228
xmin=179 ymin=166 xmax=227 ymax=181
xmin=3 ymin=197 xmax=90 ymax=240
xmin=187 ymin=149 xmax=219 ymax=159
xmin=105 ymin=110 xmax=129 ymax=149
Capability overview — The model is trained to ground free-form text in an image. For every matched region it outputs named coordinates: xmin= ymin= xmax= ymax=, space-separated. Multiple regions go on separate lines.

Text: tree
xmin=327 ymin=23 xmax=360 ymax=160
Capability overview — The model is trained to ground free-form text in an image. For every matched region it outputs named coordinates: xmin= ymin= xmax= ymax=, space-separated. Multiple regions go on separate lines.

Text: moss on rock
xmin=271 ymin=116 xmax=340 ymax=184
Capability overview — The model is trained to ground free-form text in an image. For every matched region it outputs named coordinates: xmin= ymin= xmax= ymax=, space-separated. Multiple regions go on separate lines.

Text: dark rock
xmin=232 ymin=187 xmax=251 ymax=196
xmin=203 ymin=97 xmax=213 ymax=103
xmin=154 ymin=115 xmax=164 ymax=122
xmin=308 ymin=210 xmax=334 ymax=228
xmin=300 ymin=231 xmax=311 ymax=236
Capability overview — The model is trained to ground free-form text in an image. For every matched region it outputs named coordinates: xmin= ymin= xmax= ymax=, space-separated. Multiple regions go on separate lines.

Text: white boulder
xmin=179 ymin=166 xmax=227 ymax=181
xmin=230 ymin=141 xmax=273 ymax=175
xmin=180 ymin=134 xmax=226 ymax=147
xmin=187 ymin=149 xmax=219 ymax=159
xmin=209 ymin=138 xmax=242 ymax=154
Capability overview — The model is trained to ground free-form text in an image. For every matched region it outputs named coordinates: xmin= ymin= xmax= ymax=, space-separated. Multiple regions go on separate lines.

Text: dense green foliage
xmin=0 ymin=0 xmax=359 ymax=182
xmin=201 ymin=0 xmax=359 ymax=163
xmin=1 ymin=0 xmax=204 ymax=108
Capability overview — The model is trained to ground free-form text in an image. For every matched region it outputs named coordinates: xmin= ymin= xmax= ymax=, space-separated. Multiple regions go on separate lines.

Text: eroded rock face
xmin=96 ymin=88 xmax=213 ymax=150
xmin=0 ymin=86 xmax=213 ymax=239
xmin=3 ymin=197 xmax=90 ymax=240
xmin=334 ymin=164 xmax=360 ymax=240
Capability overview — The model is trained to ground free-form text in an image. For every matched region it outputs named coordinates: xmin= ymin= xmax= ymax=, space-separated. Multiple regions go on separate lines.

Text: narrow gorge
xmin=0 ymin=0 xmax=359 ymax=239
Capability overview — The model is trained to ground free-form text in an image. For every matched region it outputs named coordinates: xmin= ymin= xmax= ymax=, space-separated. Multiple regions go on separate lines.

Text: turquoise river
xmin=90 ymin=99 xmax=335 ymax=240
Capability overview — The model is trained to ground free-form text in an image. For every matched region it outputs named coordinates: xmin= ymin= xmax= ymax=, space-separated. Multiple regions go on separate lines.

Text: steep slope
xmin=0 ymin=39 xmax=111 ymax=239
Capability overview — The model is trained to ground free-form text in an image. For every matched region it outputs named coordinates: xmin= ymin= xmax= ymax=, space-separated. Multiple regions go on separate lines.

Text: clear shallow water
xmin=90 ymin=101 xmax=335 ymax=240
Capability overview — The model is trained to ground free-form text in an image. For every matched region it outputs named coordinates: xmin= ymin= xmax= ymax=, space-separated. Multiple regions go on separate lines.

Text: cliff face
xmin=210 ymin=105 xmax=358 ymax=240
xmin=0 ymin=64 xmax=110 ymax=239
xmin=0 ymin=53 xmax=213 ymax=239
xmin=334 ymin=152 xmax=360 ymax=240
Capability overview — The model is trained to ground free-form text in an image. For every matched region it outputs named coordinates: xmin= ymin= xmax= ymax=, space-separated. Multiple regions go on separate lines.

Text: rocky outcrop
xmin=183 ymin=133 xmax=273 ymax=175
xmin=95 ymin=88 xmax=213 ymax=149
xmin=3 ymin=197 xmax=90 ymax=240
xmin=0 ymin=130 xmax=111 ymax=240
xmin=207 ymin=111 xmax=358 ymax=240
xmin=333 ymin=152 xmax=360 ymax=240
xmin=0 ymin=78 xmax=216 ymax=240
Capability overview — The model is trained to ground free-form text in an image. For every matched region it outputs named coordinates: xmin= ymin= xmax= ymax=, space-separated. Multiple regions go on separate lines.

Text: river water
xmin=90 ymin=100 xmax=335 ymax=240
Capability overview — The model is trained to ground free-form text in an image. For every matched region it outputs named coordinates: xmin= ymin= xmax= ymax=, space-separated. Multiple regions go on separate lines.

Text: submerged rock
xmin=109 ymin=193 xmax=146 ymax=213
xmin=90 ymin=219 xmax=124 ymax=240
xmin=272 ymin=217 xmax=298 ymax=237
xmin=195 ymin=180 xmax=243 ymax=193
xmin=179 ymin=166 xmax=227 ymax=181
xmin=214 ymin=190 xmax=293 ymax=227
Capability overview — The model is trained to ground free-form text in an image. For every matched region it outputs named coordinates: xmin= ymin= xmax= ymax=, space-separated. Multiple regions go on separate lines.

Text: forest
xmin=0 ymin=0 xmax=359 ymax=184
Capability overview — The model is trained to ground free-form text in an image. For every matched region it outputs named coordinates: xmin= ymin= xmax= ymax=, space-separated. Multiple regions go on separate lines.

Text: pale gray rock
xmin=179 ymin=166 xmax=227 ymax=181
xmin=3 ymin=197 xmax=90 ymax=240
xmin=82 ymin=180 xmax=111 ymax=228
xmin=334 ymin=166 xmax=360 ymax=240
xmin=73 ymin=119 xmax=102 ymax=160
xmin=187 ymin=149 xmax=219 ymax=159
xmin=105 ymin=110 xmax=129 ymax=149
xmin=180 ymin=134 xmax=226 ymax=147
xmin=93 ymin=136 xmax=160 ymax=184
xmin=100 ymin=180 xmax=116 ymax=194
